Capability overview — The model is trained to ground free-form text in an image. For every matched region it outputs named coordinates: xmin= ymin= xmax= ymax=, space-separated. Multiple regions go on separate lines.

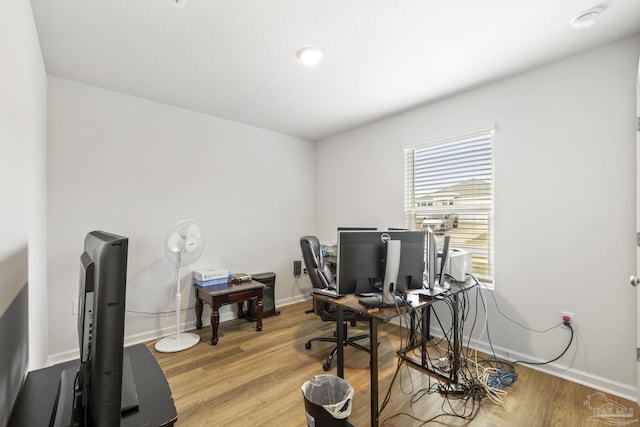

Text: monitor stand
xmin=50 ymin=366 xmax=75 ymax=427
xmin=121 ymin=354 xmax=140 ymax=413
xmin=50 ymin=355 xmax=140 ymax=427
xmin=419 ymin=280 xmax=450 ymax=298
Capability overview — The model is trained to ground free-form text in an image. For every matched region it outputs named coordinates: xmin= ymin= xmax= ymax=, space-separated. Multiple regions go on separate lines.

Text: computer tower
xmin=238 ymin=272 xmax=279 ymax=321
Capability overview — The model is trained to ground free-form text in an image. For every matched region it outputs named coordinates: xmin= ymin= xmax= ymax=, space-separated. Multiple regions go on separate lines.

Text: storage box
xmin=193 ymin=268 xmax=229 ymax=282
xmin=231 ymin=273 xmax=252 ymax=284
xmin=194 ymin=276 xmax=230 ymax=287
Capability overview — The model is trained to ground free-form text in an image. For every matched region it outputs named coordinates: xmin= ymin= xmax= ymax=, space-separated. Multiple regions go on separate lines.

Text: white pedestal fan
xmin=155 ymin=220 xmax=205 ymax=353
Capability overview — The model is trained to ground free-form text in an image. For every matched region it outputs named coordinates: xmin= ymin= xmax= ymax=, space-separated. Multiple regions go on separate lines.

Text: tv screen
xmin=336 ymin=230 xmax=425 ymax=295
xmin=51 ymin=230 xmax=130 ymax=427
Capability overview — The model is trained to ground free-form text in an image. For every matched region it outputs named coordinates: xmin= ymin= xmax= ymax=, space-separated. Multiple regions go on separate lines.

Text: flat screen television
xmin=51 ymin=230 xmax=136 ymax=427
xmin=336 ymin=230 xmax=425 ymax=296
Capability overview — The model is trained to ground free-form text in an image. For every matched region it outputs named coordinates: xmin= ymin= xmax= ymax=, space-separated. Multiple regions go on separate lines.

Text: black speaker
xmin=238 ymin=272 xmax=279 ymax=321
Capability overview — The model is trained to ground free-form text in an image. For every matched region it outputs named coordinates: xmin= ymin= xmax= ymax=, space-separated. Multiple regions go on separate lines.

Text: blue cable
xmin=487 ymin=371 xmax=517 ymax=388
xmin=475 ymin=279 xmax=517 ymax=388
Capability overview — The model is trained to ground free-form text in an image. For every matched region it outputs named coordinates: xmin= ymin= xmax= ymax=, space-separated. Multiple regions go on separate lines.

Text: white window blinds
xmin=404 ymin=130 xmax=494 ymax=284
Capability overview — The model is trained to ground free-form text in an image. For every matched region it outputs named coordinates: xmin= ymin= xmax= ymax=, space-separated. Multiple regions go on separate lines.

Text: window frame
xmin=404 ymin=128 xmax=495 ymax=285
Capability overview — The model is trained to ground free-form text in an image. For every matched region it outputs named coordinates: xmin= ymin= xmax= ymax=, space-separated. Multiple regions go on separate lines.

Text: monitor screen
xmin=336 ymin=230 xmax=425 ymax=295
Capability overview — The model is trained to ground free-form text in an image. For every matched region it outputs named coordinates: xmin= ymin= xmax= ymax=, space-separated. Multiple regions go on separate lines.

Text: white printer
xmin=439 ymin=248 xmax=472 ymax=282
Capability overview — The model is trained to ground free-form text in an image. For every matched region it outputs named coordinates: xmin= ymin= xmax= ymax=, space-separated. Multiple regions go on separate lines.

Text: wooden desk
xmin=313 ymin=280 xmax=475 ymax=427
xmin=8 ymin=344 xmax=177 ymax=427
xmin=195 ymin=281 xmax=264 ymax=345
xmin=312 ymin=293 xmax=416 ymax=427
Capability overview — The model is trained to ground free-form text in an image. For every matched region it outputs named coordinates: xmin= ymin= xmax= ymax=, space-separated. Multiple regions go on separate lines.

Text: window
xmin=404 ymin=130 xmax=494 ymax=284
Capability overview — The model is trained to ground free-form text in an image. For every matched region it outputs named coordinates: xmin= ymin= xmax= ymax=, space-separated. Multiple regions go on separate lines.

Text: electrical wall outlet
xmin=560 ymin=311 xmax=574 ymax=327
xmin=293 ymin=260 xmax=302 ymax=277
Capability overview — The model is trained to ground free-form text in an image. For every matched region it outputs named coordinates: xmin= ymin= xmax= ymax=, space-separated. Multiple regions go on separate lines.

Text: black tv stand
xmin=9 ymin=344 xmax=176 ymax=427
xmin=50 ymin=354 xmax=140 ymax=426
xmin=50 ymin=366 xmax=76 ymax=427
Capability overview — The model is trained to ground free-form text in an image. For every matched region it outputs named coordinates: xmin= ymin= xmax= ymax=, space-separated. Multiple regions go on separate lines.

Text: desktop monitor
xmin=51 ymin=230 xmax=133 ymax=427
xmin=336 ymin=230 xmax=425 ymax=296
xmin=424 ymin=228 xmax=451 ymax=297
xmin=337 ymin=226 xmax=377 ymax=232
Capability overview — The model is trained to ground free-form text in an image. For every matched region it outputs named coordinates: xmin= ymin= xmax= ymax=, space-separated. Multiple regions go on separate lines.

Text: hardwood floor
xmin=147 ymin=302 xmax=638 ymax=426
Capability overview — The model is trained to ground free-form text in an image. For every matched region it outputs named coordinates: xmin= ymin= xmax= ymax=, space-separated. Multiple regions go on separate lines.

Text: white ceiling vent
xmin=166 ymin=0 xmax=187 ymax=8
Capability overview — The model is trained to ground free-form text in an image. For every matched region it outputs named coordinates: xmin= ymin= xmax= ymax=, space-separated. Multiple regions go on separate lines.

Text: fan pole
xmin=174 ymin=265 xmax=183 ymax=342
xmin=155 ymin=265 xmax=200 ymax=353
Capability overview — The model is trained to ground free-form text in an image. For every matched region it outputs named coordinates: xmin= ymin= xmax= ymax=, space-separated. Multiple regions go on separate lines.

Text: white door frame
xmin=635 ymin=57 xmax=640 ymax=405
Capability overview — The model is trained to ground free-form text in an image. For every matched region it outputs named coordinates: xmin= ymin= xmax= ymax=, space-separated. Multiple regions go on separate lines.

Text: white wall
xmin=1 ymin=0 xmax=48 ymax=367
xmin=0 ymin=0 xmax=47 ymax=420
xmin=47 ymin=76 xmax=316 ymax=360
xmin=316 ymin=35 xmax=640 ymax=399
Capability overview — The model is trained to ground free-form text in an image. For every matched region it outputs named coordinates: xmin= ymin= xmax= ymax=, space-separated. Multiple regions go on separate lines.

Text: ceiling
xmin=30 ymin=0 xmax=640 ymax=141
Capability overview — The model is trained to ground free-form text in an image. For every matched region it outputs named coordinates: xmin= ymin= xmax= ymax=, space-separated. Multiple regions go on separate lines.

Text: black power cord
xmin=512 ymin=322 xmax=574 ymax=366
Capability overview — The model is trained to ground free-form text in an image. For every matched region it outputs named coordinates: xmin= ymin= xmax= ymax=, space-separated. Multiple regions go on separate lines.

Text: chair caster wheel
xmin=323 ymin=362 xmax=332 ymax=371
xmin=305 ymin=342 xmax=312 ymax=350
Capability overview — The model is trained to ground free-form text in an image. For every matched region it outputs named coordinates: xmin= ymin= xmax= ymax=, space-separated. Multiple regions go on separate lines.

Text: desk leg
xmin=195 ymin=298 xmax=203 ymax=329
xmin=425 ymin=305 xmax=432 ymax=341
xmin=210 ymin=305 xmax=220 ymax=345
xmin=409 ymin=311 xmax=416 ymax=345
xmin=421 ymin=306 xmax=428 ymax=367
xmin=451 ymin=293 xmax=460 ymax=383
xmin=370 ymin=318 xmax=379 ymax=427
xmin=256 ymin=297 xmax=263 ymax=332
xmin=336 ymin=305 xmax=344 ymax=379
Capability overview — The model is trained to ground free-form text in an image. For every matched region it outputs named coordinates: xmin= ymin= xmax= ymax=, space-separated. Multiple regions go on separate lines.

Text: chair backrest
xmin=300 ymin=236 xmax=335 ymax=289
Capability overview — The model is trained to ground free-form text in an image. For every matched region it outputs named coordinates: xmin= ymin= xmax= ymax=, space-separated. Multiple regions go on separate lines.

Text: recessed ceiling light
xmin=570 ymin=7 xmax=603 ymax=29
xmin=297 ymin=47 xmax=323 ymax=67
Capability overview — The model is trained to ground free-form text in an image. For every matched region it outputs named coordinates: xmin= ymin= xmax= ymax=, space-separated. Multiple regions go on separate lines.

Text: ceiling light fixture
xmin=166 ymin=0 xmax=187 ymax=7
xmin=569 ymin=7 xmax=603 ymax=29
xmin=297 ymin=47 xmax=323 ymax=66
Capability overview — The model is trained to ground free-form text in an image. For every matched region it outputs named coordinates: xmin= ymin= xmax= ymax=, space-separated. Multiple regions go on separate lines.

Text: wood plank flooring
xmin=146 ymin=302 xmax=638 ymax=426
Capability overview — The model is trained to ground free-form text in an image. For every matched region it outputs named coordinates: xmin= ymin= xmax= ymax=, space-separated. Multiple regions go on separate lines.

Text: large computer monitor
xmin=423 ymin=228 xmax=451 ymax=297
xmin=336 ymin=230 xmax=425 ymax=296
xmin=50 ymin=231 xmax=136 ymax=427
xmin=337 ymin=226 xmax=377 ymax=233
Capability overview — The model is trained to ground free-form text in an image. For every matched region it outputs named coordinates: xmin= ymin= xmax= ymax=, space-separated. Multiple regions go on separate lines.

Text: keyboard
xmin=312 ymin=288 xmax=344 ymax=298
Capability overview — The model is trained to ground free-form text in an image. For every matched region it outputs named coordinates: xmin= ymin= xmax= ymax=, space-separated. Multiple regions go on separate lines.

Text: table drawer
xmin=225 ymin=290 xmax=258 ymax=304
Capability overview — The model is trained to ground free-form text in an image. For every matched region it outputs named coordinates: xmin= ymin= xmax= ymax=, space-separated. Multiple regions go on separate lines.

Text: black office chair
xmin=300 ymin=236 xmax=370 ymax=371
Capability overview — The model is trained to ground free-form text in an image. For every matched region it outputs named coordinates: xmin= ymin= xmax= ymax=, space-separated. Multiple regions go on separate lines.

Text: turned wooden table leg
xmin=195 ymin=298 xmax=203 ymax=329
xmin=210 ymin=306 xmax=220 ymax=345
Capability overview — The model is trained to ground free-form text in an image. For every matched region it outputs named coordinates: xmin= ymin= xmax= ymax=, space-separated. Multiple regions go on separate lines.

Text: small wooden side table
xmin=194 ymin=281 xmax=264 ymax=345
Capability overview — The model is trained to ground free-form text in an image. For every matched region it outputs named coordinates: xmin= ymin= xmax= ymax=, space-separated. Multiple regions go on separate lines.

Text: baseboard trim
xmin=46 ymin=309 xmax=238 ymax=366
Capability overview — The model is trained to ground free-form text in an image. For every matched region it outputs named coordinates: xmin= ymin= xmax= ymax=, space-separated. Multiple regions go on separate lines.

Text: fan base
xmin=155 ymin=332 xmax=200 ymax=353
